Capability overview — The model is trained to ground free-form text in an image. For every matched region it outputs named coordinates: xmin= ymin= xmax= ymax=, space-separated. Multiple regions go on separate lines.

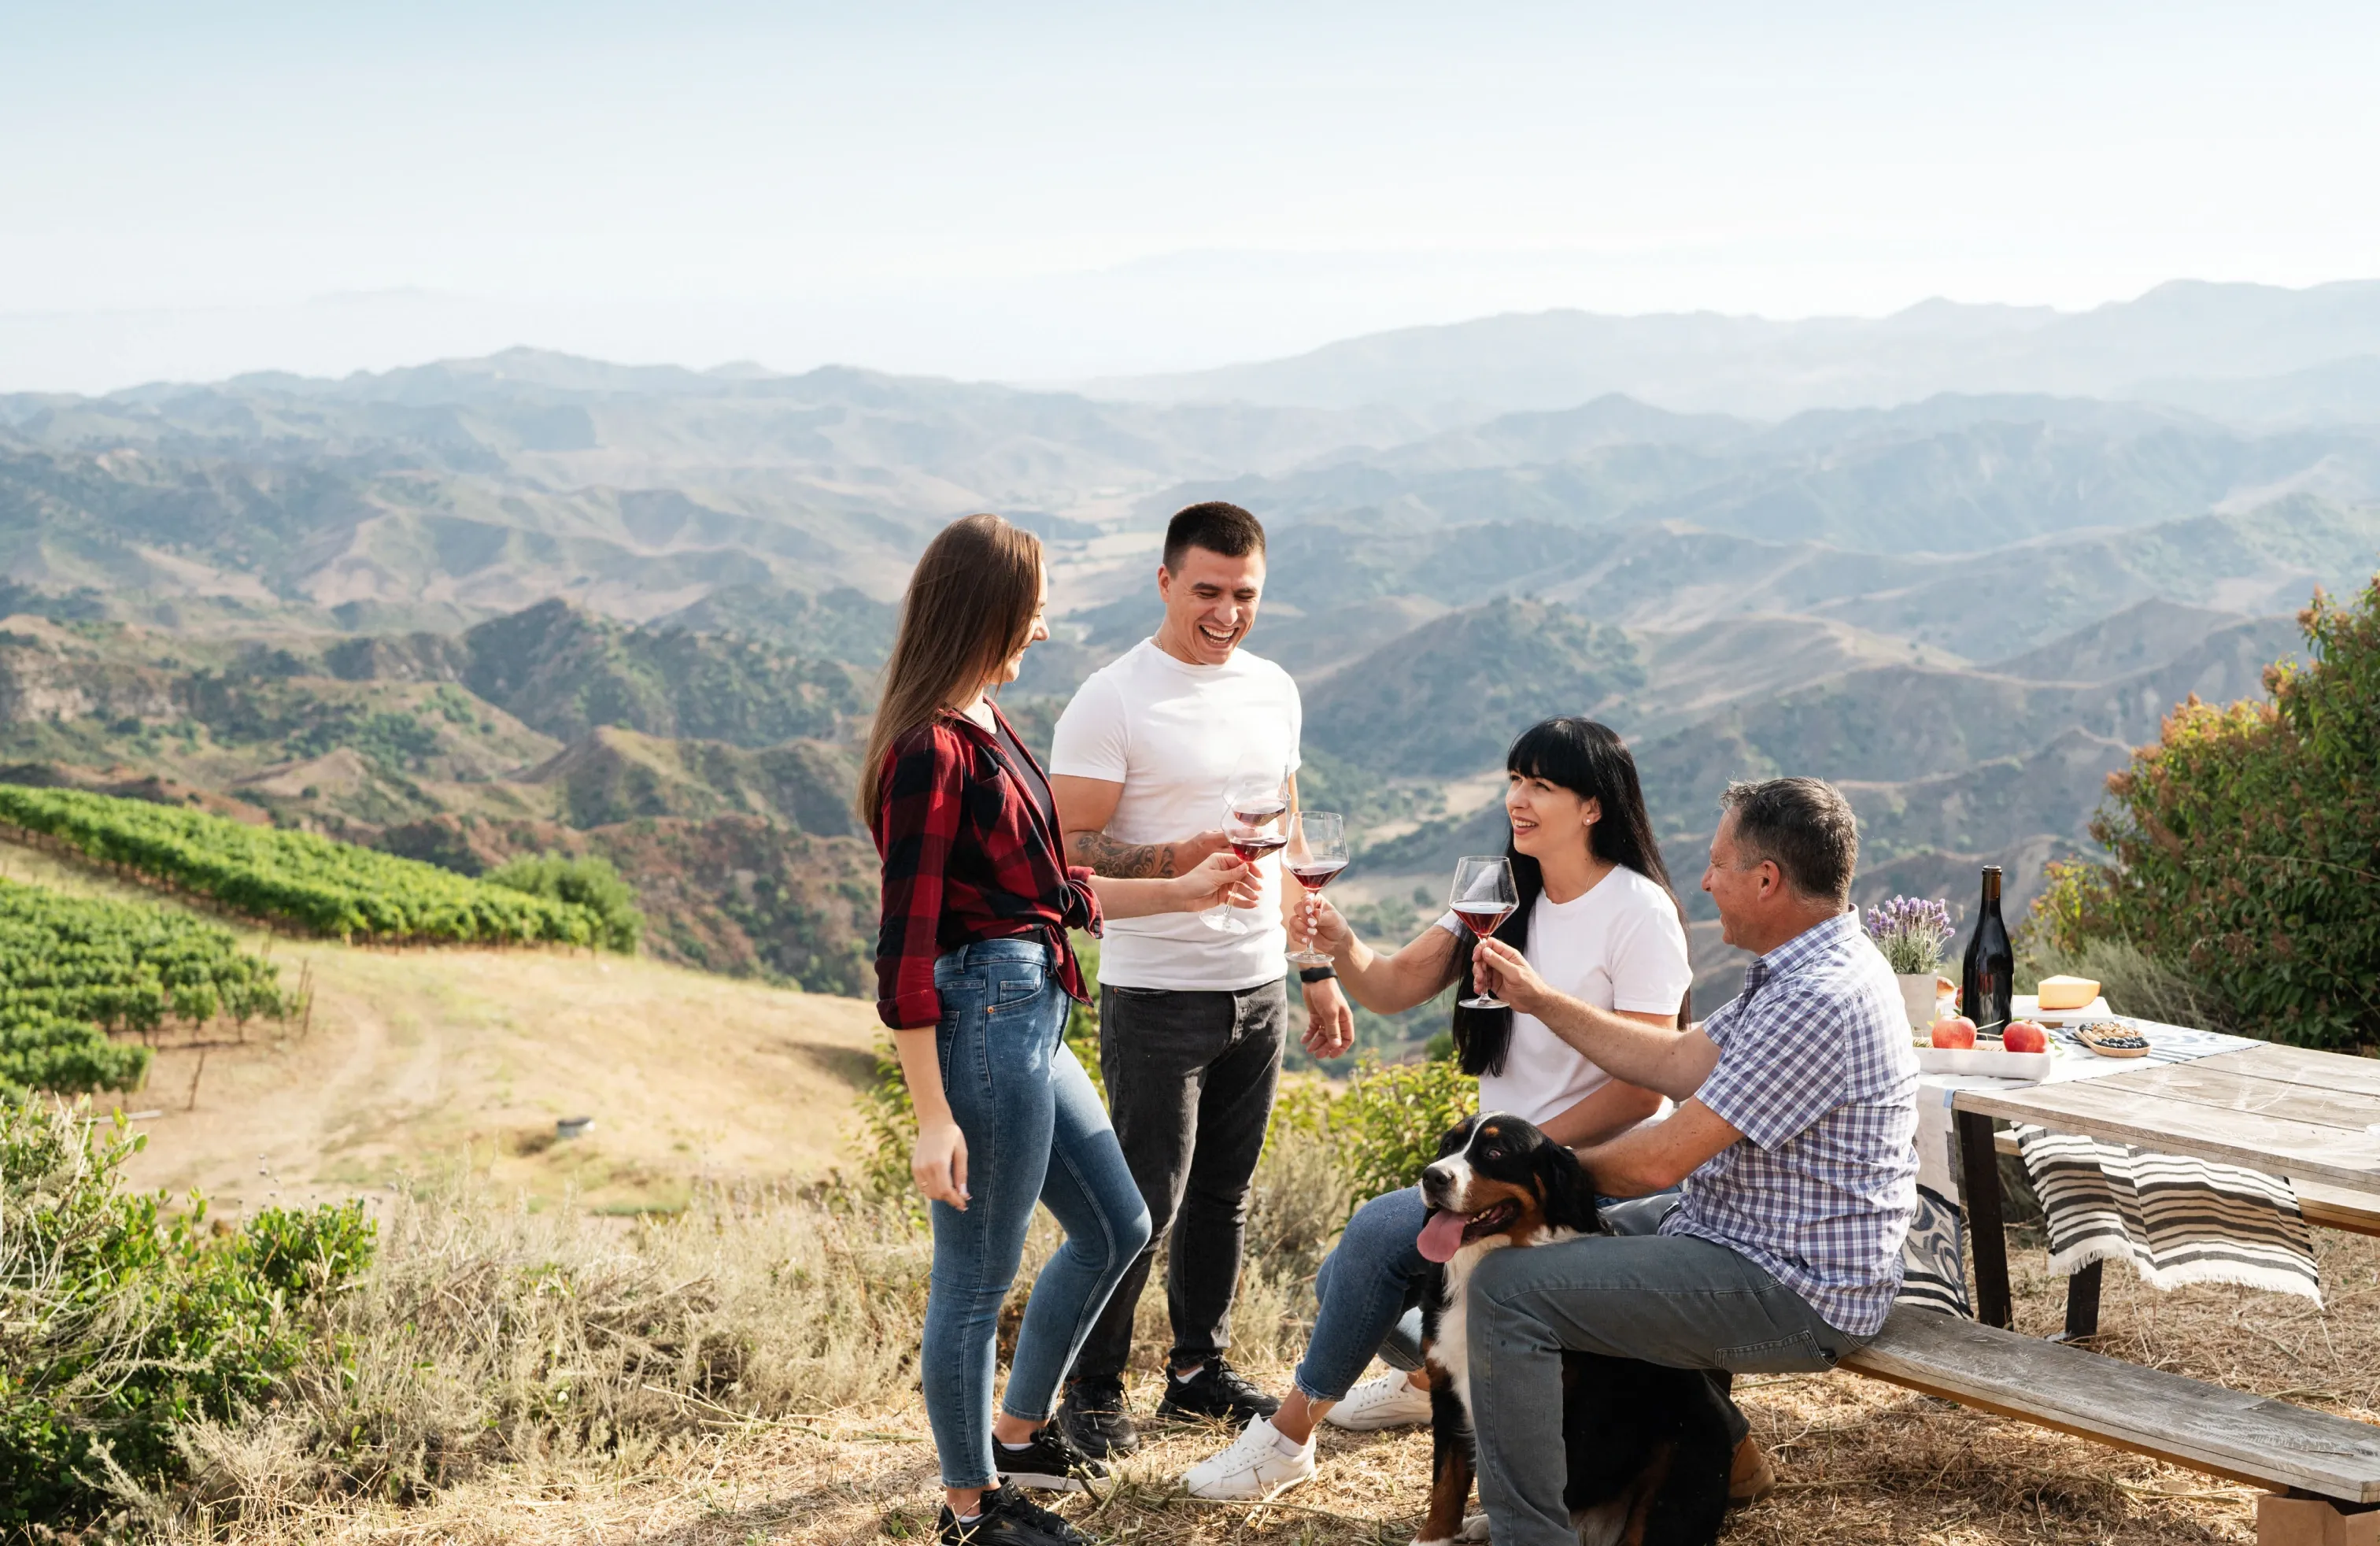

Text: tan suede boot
xmin=1728 ymin=1437 xmax=1777 ymax=1507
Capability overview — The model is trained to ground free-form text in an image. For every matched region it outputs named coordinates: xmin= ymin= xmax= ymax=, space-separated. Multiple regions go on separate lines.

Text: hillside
xmin=1303 ymin=597 xmax=1643 ymax=775
xmin=0 ymin=836 xmax=878 ymax=1211
xmin=0 ymin=605 xmax=877 ymax=991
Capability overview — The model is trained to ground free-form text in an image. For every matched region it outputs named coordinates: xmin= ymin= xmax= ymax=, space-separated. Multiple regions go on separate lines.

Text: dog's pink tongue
xmin=1417 ymin=1209 xmax=1469 ymax=1263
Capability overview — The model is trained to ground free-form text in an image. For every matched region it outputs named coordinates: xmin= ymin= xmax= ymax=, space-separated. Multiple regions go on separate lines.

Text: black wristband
xmin=1298 ymin=965 xmax=1337 ymax=984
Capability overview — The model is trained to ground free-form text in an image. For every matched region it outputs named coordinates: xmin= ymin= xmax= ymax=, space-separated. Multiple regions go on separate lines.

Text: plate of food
xmin=1912 ymin=1015 xmax=2057 ymax=1079
xmin=2016 ymin=978 xmax=2112 ymax=1025
xmin=2071 ymin=1019 xmax=2152 ymax=1058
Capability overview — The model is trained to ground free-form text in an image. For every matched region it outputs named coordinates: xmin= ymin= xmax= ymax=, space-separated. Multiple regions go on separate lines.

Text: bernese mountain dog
xmin=1412 ymin=1113 xmax=1732 ymax=1546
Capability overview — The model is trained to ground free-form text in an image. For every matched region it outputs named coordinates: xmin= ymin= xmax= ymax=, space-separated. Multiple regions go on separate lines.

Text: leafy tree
xmin=482 ymin=853 xmax=644 ymax=952
xmin=2035 ymin=577 xmax=2379 ymax=1046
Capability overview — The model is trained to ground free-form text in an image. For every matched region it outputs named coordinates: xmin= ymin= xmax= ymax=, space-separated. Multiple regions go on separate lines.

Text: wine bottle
xmin=1960 ymin=866 xmax=2015 ymax=1037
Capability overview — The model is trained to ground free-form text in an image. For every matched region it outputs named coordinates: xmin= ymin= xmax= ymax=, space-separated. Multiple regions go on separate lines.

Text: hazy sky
xmin=6 ymin=1 xmax=2378 ymax=390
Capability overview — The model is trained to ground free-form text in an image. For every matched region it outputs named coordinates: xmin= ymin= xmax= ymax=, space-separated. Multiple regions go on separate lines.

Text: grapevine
xmin=0 ymin=786 xmax=609 ymax=948
xmin=0 ymin=877 xmax=295 ymax=1096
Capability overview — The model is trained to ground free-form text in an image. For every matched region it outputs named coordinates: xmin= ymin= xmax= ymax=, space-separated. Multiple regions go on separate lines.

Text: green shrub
xmin=0 ymin=1008 xmax=151 ymax=1099
xmin=1321 ymin=1053 xmax=1480 ymax=1207
xmin=2034 ymin=578 xmax=2380 ymax=1046
xmin=2016 ymin=932 xmax=2236 ymax=1034
xmin=483 ymin=853 xmax=645 ymax=952
xmin=0 ymin=1099 xmax=374 ymax=1525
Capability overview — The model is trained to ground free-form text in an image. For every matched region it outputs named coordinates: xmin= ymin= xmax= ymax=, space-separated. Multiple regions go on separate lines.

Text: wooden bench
xmin=1845 ymin=1307 xmax=2380 ymax=1535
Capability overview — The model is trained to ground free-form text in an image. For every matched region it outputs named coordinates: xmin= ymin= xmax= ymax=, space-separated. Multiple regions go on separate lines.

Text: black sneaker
xmin=938 ymin=1484 xmax=1092 ymax=1546
xmin=1155 ymin=1356 xmax=1281 ymax=1425
xmin=1055 ymin=1376 xmax=1142 ymax=1459
xmin=994 ymin=1421 xmax=1109 ymax=1492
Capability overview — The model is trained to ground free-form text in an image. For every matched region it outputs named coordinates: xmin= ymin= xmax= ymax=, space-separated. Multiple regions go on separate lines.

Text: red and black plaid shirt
xmin=870 ymin=704 xmax=1101 ymax=1029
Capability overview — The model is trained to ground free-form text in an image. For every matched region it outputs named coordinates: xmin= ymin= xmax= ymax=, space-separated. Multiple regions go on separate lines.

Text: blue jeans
xmin=1293 ymin=1185 xmax=1434 ymax=1402
xmin=1291 ymin=1188 xmax=1682 ymax=1403
xmin=1466 ymin=1196 xmax=1865 ymax=1546
xmin=918 ymin=939 xmax=1153 ymax=1491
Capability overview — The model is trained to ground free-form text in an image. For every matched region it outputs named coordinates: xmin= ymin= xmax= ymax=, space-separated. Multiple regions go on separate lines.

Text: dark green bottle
xmin=1960 ymin=865 xmax=2014 ymax=1036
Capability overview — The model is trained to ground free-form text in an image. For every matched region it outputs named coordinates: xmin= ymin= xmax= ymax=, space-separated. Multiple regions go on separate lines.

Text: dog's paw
xmin=1458 ymin=1513 xmax=1491 ymax=1541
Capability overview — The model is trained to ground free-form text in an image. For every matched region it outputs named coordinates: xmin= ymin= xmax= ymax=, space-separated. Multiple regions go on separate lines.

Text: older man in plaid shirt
xmin=1467 ymin=776 xmax=1919 ymax=1546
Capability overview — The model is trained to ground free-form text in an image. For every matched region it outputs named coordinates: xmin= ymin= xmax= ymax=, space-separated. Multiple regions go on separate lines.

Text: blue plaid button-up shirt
xmin=1660 ymin=908 xmax=1920 ymax=1337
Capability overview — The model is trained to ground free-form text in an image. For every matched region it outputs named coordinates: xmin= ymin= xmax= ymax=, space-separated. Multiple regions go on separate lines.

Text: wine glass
xmin=1201 ymin=768 xmax=1289 ymax=935
xmin=1284 ymin=811 xmax=1347 ymax=966
xmin=1449 ymin=855 xmax=1518 ymax=1009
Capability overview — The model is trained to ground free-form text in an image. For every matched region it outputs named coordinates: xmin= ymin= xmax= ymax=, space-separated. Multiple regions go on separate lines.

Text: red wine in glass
xmin=1207 ymin=769 xmax=1288 ymax=935
xmin=1451 ymin=906 xmax=1513 ymax=938
xmin=1230 ymin=833 xmax=1289 ymax=862
xmin=1285 ymin=810 xmax=1349 ymax=967
xmin=1450 ymin=855 xmax=1519 ymax=1008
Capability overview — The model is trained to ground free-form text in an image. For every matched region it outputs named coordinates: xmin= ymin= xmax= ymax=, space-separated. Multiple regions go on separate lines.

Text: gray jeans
xmin=1070 ymin=977 xmax=1287 ymax=1384
xmin=1467 ymin=1196 xmax=1867 ymax=1546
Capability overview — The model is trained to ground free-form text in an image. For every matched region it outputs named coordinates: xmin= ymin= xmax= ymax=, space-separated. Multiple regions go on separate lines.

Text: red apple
xmin=2003 ymin=1021 xmax=2049 ymax=1053
xmin=1931 ymin=1016 xmax=1978 ymax=1049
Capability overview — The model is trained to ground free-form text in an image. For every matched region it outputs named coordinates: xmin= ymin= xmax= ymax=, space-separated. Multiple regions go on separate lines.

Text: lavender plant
xmin=1865 ymin=895 xmax=1955 ymax=975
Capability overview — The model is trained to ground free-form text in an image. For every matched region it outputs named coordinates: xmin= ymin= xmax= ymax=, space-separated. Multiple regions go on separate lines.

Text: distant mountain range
xmin=1087 ymin=279 xmax=2380 ymax=420
xmin=2 ymin=308 xmax=2377 ymax=1051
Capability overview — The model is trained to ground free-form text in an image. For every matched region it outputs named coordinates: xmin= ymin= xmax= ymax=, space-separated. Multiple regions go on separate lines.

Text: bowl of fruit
xmin=1912 ymin=1015 xmax=2057 ymax=1079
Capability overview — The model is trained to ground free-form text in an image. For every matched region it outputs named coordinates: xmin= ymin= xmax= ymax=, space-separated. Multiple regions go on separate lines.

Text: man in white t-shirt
xmin=1046 ymin=501 xmax=1356 ymax=1460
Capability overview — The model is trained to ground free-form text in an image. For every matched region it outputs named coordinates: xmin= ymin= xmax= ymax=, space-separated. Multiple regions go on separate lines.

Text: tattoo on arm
xmin=1068 ymin=829 xmax=1177 ymax=878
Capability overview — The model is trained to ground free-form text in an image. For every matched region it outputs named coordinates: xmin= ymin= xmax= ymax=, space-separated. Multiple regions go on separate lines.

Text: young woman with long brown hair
xmin=866 ymin=513 xmax=1258 ymax=1546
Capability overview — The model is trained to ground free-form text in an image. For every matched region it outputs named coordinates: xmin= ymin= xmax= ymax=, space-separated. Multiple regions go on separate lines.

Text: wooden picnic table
xmin=1952 ymin=1041 xmax=2380 ymax=1333
xmin=1843 ymin=1041 xmax=2380 ymax=1529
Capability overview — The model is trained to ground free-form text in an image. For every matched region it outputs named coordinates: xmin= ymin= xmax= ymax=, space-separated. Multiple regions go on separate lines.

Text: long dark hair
xmin=1449 ymin=717 xmax=1689 ymax=1077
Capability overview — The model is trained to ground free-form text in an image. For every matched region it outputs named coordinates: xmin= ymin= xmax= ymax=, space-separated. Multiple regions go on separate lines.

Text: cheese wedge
xmin=2037 ymin=975 xmax=2101 ymax=1012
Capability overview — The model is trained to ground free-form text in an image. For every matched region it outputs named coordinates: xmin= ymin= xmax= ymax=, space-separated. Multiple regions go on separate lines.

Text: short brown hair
xmin=1162 ymin=501 xmax=1266 ymax=572
xmin=1718 ymin=777 xmax=1858 ymax=905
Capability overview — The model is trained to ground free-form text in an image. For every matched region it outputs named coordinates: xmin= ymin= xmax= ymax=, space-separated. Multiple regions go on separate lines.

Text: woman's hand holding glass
xmin=1300 ymin=894 xmax=1355 ymax=960
xmin=1203 ymin=765 xmax=1289 ymax=934
xmin=1175 ymin=849 xmax=1262 ymax=914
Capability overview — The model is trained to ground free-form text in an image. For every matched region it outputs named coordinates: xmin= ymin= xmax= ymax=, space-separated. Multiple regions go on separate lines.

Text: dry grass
xmin=135 ymin=1133 xmax=2380 ymax=1546
xmin=0 ymin=833 xmax=881 ymax=1215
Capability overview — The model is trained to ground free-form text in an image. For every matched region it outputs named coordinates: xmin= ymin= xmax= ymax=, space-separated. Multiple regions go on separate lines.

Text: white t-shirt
xmin=1049 ymin=638 xmax=1303 ymax=990
xmin=1435 ymin=864 xmax=1694 ymax=1128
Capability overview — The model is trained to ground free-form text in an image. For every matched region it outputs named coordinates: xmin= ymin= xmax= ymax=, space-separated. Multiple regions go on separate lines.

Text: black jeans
xmin=1071 ymin=977 xmax=1288 ymax=1384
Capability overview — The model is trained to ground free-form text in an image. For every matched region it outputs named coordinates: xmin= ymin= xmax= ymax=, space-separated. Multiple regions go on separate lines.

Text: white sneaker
xmin=1325 ymin=1370 xmax=1433 ymax=1431
xmin=1181 ymin=1415 xmax=1317 ymax=1500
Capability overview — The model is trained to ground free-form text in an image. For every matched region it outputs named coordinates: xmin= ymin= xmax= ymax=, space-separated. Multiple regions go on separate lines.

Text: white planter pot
xmin=1897 ymin=972 xmax=1947 ymax=1031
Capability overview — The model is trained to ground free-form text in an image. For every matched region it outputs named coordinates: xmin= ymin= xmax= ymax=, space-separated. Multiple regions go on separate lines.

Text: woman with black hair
xmin=1181 ymin=716 xmax=1692 ymax=1503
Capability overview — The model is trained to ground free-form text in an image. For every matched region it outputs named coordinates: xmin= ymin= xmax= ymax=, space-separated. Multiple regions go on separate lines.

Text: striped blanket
xmin=2014 ymin=1124 xmax=2321 ymax=1304
xmin=1899 ymin=1015 xmax=2319 ymax=1316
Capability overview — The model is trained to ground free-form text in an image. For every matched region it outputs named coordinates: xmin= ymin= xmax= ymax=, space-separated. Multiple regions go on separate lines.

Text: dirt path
xmin=113 ymin=941 xmax=884 ymax=1215
xmin=0 ymin=835 xmax=883 ymax=1215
